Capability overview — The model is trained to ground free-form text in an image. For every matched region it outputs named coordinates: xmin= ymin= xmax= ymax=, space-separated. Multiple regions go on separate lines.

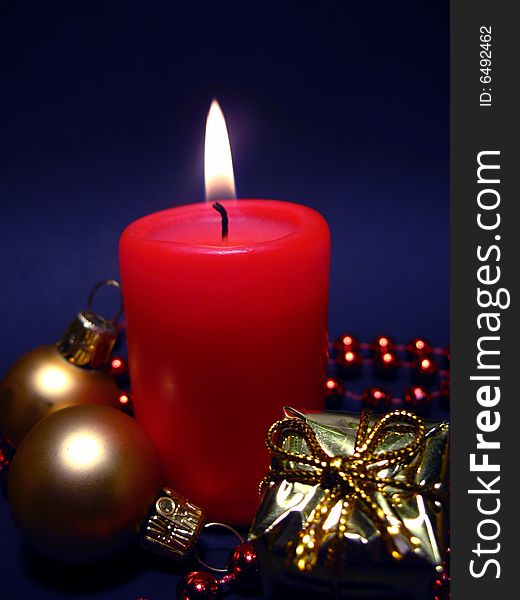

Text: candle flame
xmin=204 ymin=99 xmax=236 ymax=201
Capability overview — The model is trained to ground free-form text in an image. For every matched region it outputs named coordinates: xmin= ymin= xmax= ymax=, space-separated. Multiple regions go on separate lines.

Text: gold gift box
xmin=250 ymin=408 xmax=449 ymax=600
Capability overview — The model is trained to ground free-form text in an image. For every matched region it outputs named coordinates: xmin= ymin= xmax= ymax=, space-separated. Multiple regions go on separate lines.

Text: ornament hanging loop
xmin=57 ymin=279 xmax=123 ymax=368
xmin=87 ymin=279 xmax=124 ymax=324
xmin=194 ymin=522 xmax=244 ymax=573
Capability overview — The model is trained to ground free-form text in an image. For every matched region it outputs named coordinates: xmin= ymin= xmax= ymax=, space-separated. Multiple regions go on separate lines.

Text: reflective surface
xmin=0 ymin=346 xmax=120 ymax=448
xmin=250 ymin=410 xmax=449 ymax=594
xmin=8 ymin=404 xmax=163 ymax=562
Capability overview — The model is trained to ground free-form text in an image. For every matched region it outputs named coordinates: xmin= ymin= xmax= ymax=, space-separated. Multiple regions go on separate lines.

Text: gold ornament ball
xmin=0 ymin=345 xmax=120 ymax=448
xmin=8 ymin=404 xmax=163 ymax=562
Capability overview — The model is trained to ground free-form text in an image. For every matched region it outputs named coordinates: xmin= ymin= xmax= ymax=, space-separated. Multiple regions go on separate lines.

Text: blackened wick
xmin=212 ymin=202 xmax=229 ymax=241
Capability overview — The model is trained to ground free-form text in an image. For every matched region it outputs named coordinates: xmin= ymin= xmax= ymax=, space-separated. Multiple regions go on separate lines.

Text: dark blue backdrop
xmin=0 ymin=2 xmax=449 ymax=598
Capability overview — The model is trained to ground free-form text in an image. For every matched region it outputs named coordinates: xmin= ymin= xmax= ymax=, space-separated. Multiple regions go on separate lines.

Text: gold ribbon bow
xmin=261 ymin=409 xmax=443 ymax=572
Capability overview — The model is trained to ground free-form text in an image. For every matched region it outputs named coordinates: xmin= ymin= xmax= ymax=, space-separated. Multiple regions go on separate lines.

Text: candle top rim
xmin=121 ymin=199 xmax=329 ymax=253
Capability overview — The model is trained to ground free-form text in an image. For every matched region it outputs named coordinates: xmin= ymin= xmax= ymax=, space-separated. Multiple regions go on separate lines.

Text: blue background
xmin=0 ymin=1 xmax=449 ymax=598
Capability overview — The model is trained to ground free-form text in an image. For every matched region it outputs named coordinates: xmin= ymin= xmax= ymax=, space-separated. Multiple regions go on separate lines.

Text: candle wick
xmin=212 ymin=202 xmax=229 ymax=241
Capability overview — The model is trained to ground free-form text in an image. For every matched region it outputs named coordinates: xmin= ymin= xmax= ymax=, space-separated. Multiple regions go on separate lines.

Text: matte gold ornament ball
xmin=0 ymin=346 xmax=120 ymax=448
xmin=8 ymin=404 xmax=163 ymax=562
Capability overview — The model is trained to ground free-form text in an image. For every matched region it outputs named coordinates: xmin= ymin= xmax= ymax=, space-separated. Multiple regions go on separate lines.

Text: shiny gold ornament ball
xmin=8 ymin=404 xmax=163 ymax=562
xmin=0 ymin=346 xmax=120 ymax=448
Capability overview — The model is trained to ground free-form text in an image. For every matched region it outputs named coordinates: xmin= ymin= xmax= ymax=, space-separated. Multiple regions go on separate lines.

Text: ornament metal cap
xmin=57 ymin=311 xmax=119 ymax=368
xmin=141 ymin=487 xmax=205 ymax=560
xmin=56 ymin=280 xmax=122 ymax=368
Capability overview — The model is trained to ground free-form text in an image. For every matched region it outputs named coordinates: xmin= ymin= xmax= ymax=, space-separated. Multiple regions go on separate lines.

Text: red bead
xmin=444 ymin=546 xmax=451 ymax=574
xmin=117 ymin=391 xmax=134 ymax=416
xmin=372 ymin=335 xmax=396 ymax=354
xmin=0 ymin=440 xmax=11 ymax=496
xmin=362 ymin=387 xmax=392 ymax=411
xmin=110 ymin=356 xmax=128 ymax=377
xmin=432 ymin=570 xmax=450 ymax=600
xmin=374 ymin=351 xmax=399 ymax=380
xmin=405 ymin=338 xmax=433 ymax=357
xmin=336 ymin=349 xmax=363 ymax=378
xmin=335 ymin=333 xmax=360 ymax=351
xmin=413 ymin=356 xmax=438 ymax=384
xmin=118 ymin=392 xmax=131 ymax=406
xmin=404 ymin=385 xmax=432 ymax=414
xmin=0 ymin=439 xmax=12 ymax=478
xmin=325 ymin=377 xmax=344 ymax=400
xmin=0 ymin=447 xmax=9 ymax=476
xmin=226 ymin=541 xmax=261 ymax=593
xmin=177 ymin=572 xmax=221 ymax=600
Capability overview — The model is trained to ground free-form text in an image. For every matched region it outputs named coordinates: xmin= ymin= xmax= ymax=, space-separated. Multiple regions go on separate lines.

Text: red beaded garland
xmin=327 ymin=333 xmax=450 ymax=409
xmin=226 ymin=541 xmax=261 ymax=593
xmin=109 ymin=356 xmax=128 ymax=377
xmin=339 ymin=350 xmax=362 ymax=366
xmin=372 ymin=335 xmax=396 ymax=354
xmin=374 ymin=351 xmax=399 ymax=379
xmin=176 ymin=543 xmax=260 ymax=599
xmin=324 ymin=376 xmax=344 ymax=401
xmin=0 ymin=439 xmax=12 ymax=481
xmin=335 ymin=333 xmax=360 ymax=351
xmin=336 ymin=349 xmax=363 ymax=377
xmin=404 ymin=385 xmax=432 ymax=414
xmin=177 ymin=571 xmax=221 ymax=600
xmin=0 ymin=446 xmax=9 ymax=474
xmin=118 ymin=392 xmax=131 ymax=406
xmin=117 ymin=391 xmax=134 ymax=416
xmin=417 ymin=357 xmax=438 ymax=375
xmin=362 ymin=387 xmax=392 ymax=410
xmin=413 ymin=356 xmax=438 ymax=384
xmin=406 ymin=338 xmax=433 ymax=357
xmin=432 ymin=570 xmax=450 ymax=600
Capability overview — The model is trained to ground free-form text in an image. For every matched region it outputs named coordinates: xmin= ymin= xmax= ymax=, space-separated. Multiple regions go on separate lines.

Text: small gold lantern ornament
xmin=0 ymin=280 xmax=123 ymax=448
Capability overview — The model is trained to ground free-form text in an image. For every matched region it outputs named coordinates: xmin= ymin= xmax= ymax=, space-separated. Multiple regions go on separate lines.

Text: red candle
xmin=119 ymin=103 xmax=330 ymax=524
